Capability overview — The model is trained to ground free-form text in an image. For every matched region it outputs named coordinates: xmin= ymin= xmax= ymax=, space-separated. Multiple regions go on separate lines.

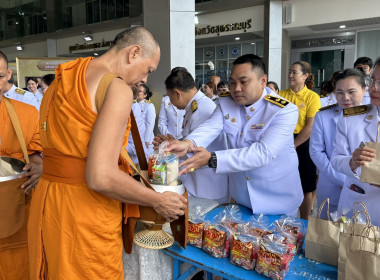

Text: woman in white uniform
xmin=160 ymin=67 xmax=229 ymax=203
xmin=310 ymin=69 xmax=366 ymax=219
xmin=331 ymin=58 xmax=380 ymax=226
xmin=136 ymin=84 xmax=156 ymax=157
xmin=27 ymin=77 xmax=43 ymax=104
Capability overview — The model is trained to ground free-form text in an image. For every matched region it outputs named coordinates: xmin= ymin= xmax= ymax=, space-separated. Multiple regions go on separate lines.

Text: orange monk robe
xmin=28 ymin=57 xmax=139 ymax=280
xmin=0 ymin=98 xmax=42 ymax=280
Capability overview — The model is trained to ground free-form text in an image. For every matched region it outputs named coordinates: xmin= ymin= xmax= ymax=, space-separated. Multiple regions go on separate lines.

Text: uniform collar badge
xmin=250 ymin=107 xmax=255 ymax=112
xmin=231 ymin=117 xmax=236 ymax=123
xmin=191 ymin=100 xmax=198 ymax=113
xmin=225 ymin=114 xmax=230 ymax=119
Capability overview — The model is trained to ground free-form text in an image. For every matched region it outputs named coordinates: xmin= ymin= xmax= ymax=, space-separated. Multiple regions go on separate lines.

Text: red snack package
xmin=273 ymin=216 xmax=306 ymax=253
xmin=230 ymin=233 xmax=261 ymax=270
xmin=202 ymin=224 xmax=232 ymax=258
xmin=241 ymin=214 xmax=272 ymax=237
xmin=188 ymin=219 xmax=205 ymax=248
xmin=255 ymin=241 xmax=293 ymax=280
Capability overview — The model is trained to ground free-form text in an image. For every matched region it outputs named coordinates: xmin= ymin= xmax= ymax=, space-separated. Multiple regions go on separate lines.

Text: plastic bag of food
xmin=188 ymin=206 xmax=206 ymax=248
xmin=272 ymin=216 xmax=306 ymax=253
xmin=202 ymin=223 xmax=233 ymax=258
xmin=255 ymin=239 xmax=293 ymax=280
xmin=149 ymin=141 xmax=179 ymax=185
xmin=215 ymin=205 xmax=242 ymax=232
xmin=230 ymin=233 xmax=262 ymax=270
xmin=240 ymin=214 xmax=271 ymax=237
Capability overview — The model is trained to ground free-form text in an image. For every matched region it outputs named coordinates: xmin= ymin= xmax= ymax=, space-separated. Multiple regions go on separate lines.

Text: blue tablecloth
xmin=163 ymin=205 xmax=337 ymax=280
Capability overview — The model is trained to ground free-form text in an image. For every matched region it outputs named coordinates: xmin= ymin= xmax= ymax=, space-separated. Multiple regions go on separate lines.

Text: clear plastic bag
xmin=230 ymin=233 xmax=262 ymax=270
xmin=149 ymin=141 xmax=179 ymax=185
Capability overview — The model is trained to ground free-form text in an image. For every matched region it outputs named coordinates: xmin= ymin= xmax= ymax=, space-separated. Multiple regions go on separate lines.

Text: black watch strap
xmin=208 ymin=152 xmax=217 ymax=168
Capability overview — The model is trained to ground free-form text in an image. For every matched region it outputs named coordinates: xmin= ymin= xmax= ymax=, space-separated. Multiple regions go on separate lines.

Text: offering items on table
xmin=188 ymin=219 xmax=206 ymax=248
xmin=202 ymin=224 xmax=233 ymax=258
xmin=230 ymin=233 xmax=261 ymax=270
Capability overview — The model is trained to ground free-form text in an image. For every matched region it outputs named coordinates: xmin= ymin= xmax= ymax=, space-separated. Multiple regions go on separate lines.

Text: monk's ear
xmin=6 ymin=68 xmax=12 ymax=81
xmin=127 ymin=45 xmax=142 ymax=64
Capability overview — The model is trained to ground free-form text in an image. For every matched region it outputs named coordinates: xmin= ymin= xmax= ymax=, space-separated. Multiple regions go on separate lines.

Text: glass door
xmin=300 ymin=50 xmax=344 ymax=94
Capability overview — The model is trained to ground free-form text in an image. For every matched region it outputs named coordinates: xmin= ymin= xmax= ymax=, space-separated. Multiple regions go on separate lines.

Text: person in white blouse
xmin=310 ymin=69 xmax=366 ymax=219
xmin=136 ymin=84 xmax=156 ymax=157
xmin=158 ymin=95 xmax=185 ymax=139
xmin=203 ymin=81 xmax=219 ymax=105
xmin=331 ymin=58 xmax=380 ymax=226
xmin=26 ymin=77 xmax=43 ymax=105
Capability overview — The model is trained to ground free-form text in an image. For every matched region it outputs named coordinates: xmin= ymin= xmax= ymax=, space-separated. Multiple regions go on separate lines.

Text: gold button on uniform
xmin=246 ymin=116 xmax=251 ymax=120
xmin=246 ymin=177 xmax=251 ymax=181
xmin=250 ymin=107 xmax=255 ymax=112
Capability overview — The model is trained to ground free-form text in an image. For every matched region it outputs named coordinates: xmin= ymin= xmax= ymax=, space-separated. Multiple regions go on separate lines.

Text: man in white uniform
xmin=166 ymin=55 xmax=303 ymax=215
xmin=3 ymin=77 xmax=40 ymax=111
xmin=158 ymin=95 xmax=185 ymax=139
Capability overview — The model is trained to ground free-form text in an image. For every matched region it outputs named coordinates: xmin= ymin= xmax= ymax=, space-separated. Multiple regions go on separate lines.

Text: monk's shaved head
xmin=0 ymin=51 xmax=8 ymax=68
xmin=111 ymin=26 xmax=159 ymax=57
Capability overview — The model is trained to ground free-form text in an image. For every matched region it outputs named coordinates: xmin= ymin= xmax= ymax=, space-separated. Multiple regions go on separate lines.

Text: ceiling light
xmin=251 ymin=42 xmax=256 ymax=45
xmin=194 ymin=16 xmax=199 ymax=25
xmin=339 ymin=25 xmax=346 ymax=29
xmin=94 ymin=52 xmax=99 ymax=56
xmin=84 ymin=35 xmax=93 ymax=41
xmin=15 ymin=21 xmax=19 ymax=25
xmin=235 ymin=37 xmax=240 ymax=41
xmin=16 ymin=45 xmax=23 ymax=51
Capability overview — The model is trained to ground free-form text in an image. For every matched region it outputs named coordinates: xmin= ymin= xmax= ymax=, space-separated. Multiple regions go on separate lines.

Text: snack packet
xmin=255 ymin=240 xmax=293 ymax=280
xmin=216 ymin=205 xmax=242 ymax=232
xmin=202 ymin=224 xmax=233 ymax=258
xmin=272 ymin=216 xmax=306 ymax=253
xmin=230 ymin=233 xmax=261 ymax=270
xmin=241 ymin=214 xmax=271 ymax=237
xmin=188 ymin=206 xmax=206 ymax=248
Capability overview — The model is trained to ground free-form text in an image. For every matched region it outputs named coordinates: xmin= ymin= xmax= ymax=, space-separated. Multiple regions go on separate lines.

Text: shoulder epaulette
xmin=343 ymin=105 xmax=369 ymax=117
xmin=319 ymin=103 xmax=338 ymax=111
xmin=145 ymin=99 xmax=151 ymax=103
xmin=220 ymin=92 xmax=231 ymax=97
xmin=133 ymin=100 xmax=137 ymax=103
xmin=320 ymin=93 xmax=330 ymax=98
xmin=214 ymin=96 xmax=219 ymax=100
xmin=264 ymin=95 xmax=289 ymax=108
xmin=191 ymin=99 xmax=198 ymax=113
xmin=15 ymin=88 xmax=25 ymax=95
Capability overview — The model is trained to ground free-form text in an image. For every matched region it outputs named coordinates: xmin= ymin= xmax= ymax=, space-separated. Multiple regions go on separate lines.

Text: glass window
xmin=204 ymin=47 xmax=215 ymax=61
xmin=229 ymin=44 xmax=241 ymax=59
xmin=357 ymin=30 xmax=380 ymax=63
xmin=242 ymin=43 xmax=256 ymax=55
xmin=195 ymin=48 xmax=203 ymax=62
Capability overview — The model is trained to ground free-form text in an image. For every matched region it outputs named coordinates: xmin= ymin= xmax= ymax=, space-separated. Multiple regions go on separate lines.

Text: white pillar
xmin=264 ymin=0 xmax=283 ymax=87
xmin=47 ymin=39 xmax=57 ymax=57
xmin=143 ymin=0 xmax=195 ymax=97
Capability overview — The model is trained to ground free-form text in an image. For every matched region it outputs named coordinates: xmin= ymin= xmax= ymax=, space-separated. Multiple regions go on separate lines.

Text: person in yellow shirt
xmin=279 ymin=61 xmax=321 ymax=220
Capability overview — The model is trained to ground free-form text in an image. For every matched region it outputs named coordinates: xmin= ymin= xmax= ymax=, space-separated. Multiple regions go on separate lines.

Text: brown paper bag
xmin=338 ymin=205 xmax=379 ymax=280
xmin=345 ymin=226 xmax=380 ymax=280
xmin=361 ymin=121 xmax=380 ymax=185
xmin=305 ymin=198 xmax=341 ymax=266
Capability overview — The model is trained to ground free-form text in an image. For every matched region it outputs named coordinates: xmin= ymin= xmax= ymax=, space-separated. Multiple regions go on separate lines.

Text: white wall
xmin=2 ymin=41 xmax=47 ymax=62
xmin=283 ymin=0 xmax=380 ymax=28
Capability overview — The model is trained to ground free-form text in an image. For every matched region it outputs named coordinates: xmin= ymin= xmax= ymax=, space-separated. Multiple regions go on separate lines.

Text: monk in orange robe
xmin=0 ymin=51 xmax=43 ymax=280
xmin=28 ymin=26 xmax=187 ymax=280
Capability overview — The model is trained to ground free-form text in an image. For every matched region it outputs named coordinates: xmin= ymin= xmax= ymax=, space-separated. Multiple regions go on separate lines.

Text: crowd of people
xmin=0 ymin=25 xmax=379 ymax=279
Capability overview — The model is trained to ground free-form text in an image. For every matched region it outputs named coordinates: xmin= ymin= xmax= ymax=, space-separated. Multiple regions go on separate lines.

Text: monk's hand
xmin=19 ymin=162 xmax=42 ymax=193
xmin=154 ymin=192 xmax=187 ymax=222
xmin=350 ymin=146 xmax=376 ymax=171
xmin=165 ymin=139 xmax=194 ymax=157
xmin=178 ymin=147 xmax=211 ymax=176
xmin=153 ymin=134 xmax=173 ymax=150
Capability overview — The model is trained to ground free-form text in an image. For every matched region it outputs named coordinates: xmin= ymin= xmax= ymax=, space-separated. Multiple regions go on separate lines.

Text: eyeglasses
xmin=369 ymin=79 xmax=380 ymax=90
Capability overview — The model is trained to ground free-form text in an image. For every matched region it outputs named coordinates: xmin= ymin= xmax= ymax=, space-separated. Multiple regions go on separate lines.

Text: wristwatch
xmin=208 ymin=152 xmax=217 ymax=168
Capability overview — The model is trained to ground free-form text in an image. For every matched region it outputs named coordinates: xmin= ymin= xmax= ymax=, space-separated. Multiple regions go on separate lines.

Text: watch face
xmin=208 ymin=152 xmax=217 ymax=168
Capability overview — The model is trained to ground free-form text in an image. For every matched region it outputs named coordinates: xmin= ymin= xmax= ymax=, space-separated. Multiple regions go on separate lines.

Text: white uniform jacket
xmin=362 ymin=88 xmax=371 ymax=105
xmin=310 ymin=104 xmax=345 ymax=217
xmin=331 ymin=104 xmax=380 ymax=226
xmin=211 ymin=95 xmax=220 ymax=106
xmin=186 ymin=87 xmax=303 ymax=215
xmin=158 ymin=96 xmax=185 ymax=139
xmin=4 ymin=85 xmax=40 ymax=111
xmin=127 ymin=102 xmax=147 ymax=163
xmin=180 ymin=91 xmax=229 ymax=202
xmin=320 ymin=93 xmax=337 ymax=107
xmin=138 ymin=99 xmax=156 ymax=157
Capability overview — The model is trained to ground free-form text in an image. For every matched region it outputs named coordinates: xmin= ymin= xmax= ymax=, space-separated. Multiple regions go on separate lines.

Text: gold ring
xmin=189 ymin=167 xmax=195 ymax=173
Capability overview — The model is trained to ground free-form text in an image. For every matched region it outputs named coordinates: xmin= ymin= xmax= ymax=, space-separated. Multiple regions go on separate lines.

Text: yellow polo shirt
xmin=279 ymin=85 xmax=321 ymax=134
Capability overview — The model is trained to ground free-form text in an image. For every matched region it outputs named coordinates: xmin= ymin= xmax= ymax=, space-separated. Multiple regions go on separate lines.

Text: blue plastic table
xmin=163 ymin=205 xmax=337 ymax=280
